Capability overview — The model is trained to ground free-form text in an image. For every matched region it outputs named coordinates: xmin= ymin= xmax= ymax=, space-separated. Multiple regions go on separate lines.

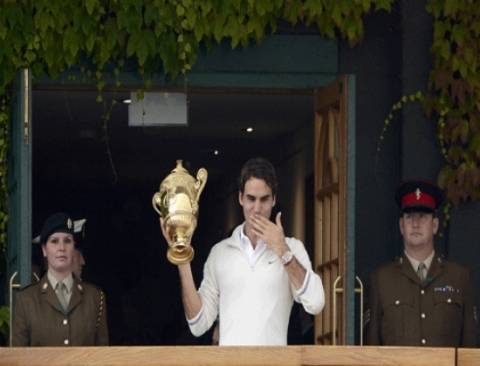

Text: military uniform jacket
xmin=368 ymin=253 xmax=477 ymax=347
xmin=13 ymin=274 xmax=109 ymax=346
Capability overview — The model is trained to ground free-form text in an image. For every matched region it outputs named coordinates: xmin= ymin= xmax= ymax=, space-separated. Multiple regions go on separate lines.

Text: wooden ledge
xmin=0 ymin=345 xmax=457 ymax=366
xmin=457 ymin=348 xmax=480 ymax=366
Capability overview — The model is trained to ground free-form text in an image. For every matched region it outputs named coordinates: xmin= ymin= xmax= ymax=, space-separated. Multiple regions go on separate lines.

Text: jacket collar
xmin=39 ymin=273 xmax=84 ymax=314
xmin=225 ymin=224 xmax=243 ymax=248
xmin=396 ymin=252 xmax=444 ymax=286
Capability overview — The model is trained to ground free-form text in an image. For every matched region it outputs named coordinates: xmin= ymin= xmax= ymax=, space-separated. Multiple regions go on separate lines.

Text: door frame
xmin=313 ymin=75 xmax=356 ymax=345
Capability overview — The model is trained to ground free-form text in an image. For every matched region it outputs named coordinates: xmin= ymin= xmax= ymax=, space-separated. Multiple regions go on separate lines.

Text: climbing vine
xmin=0 ymin=0 xmax=477 ymax=260
xmin=0 ymin=0 xmax=477 ymax=343
xmin=373 ymin=0 xmax=480 ymax=210
xmin=0 ymin=0 xmax=477 ymax=264
xmin=0 ymin=0 xmax=395 ymax=338
xmin=424 ymin=0 xmax=480 ymax=206
xmin=6 ymin=0 xmax=480 ymax=336
xmin=0 ymin=0 xmax=394 ymax=255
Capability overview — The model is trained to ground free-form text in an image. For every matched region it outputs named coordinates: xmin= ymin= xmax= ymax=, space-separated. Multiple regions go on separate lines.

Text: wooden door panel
xmin=314 ymin=75 xmax=355 ymax=345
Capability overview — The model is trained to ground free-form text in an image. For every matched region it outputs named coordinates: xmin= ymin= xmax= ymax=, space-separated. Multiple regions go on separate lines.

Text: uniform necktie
xmin=417 ymin=262 xmax=427 ymax=282
xmin=56 ymin=281 xmax=68 ymax=311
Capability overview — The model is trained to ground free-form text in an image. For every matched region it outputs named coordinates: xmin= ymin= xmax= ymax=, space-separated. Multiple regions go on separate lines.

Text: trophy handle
xmin=194 ymin=168 xmax=208 ymax=203
xmin=152 ymin=192 xmax=166 ymax=217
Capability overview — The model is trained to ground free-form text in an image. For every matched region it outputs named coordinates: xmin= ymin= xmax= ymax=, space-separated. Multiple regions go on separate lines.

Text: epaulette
xmin=18 ymin=282 xmax=38 ymax=292
xmin=80 ymin=280 xmax=103 ymax=292
xmin=436 ymin=255 xmax=446 ymax=266
xmin=393 ymin=256 xmax=404 ymax=267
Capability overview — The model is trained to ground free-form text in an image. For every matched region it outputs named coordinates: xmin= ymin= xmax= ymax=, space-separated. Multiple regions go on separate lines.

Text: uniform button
xmin=422 ymin=339 xmax=426 ymax=344
xmin=63 ymin=319 xmax=68 ymax=325
xmin=395 ymin=300 xmax=400 ymax=305
xmin=421 ymin=313 xmax=426 ymax=318
xmin=447 ymin=298 xmax=451 ymax=303
xmin=421 ymin=290 xmax=425 ymax=295
xmin=64 ymin=339 xmax=69 ymax=345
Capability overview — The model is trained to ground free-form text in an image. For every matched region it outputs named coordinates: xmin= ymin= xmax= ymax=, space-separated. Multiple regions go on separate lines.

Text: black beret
xmin=40 ymin=212 xmax=74 ymax=244
xmin=394 ymin=179 xmax=443 ymax=213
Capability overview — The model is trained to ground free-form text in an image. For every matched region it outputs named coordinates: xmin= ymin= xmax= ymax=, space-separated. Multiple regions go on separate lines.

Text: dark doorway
xmin=32 ymin=88 xmax=314 ymax=345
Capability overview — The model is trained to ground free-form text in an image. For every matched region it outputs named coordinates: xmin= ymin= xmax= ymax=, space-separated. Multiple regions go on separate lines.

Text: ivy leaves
xmin=0 ymin=0 xmax=393 ymax=93
xmin=0 ymin=0 xmax=395 ymax=340
xmin=0 ymin=0 xmax=395 ymax=266
xmin=426 ymin=0 xmax=480 ymax=206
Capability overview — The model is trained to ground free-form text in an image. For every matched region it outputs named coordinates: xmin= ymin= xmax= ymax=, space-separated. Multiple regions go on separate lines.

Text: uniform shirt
xmin=404 ymin=250 xmax=434 ymax=280
xmin=47 ymin=271 xmax=73 ymax=304
xmin=368 ymin=252 xmax=477 ymax=347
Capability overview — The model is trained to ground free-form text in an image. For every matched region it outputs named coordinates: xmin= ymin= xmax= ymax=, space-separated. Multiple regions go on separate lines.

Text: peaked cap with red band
xmin=394 ymin=179 xmax=443 ymax=212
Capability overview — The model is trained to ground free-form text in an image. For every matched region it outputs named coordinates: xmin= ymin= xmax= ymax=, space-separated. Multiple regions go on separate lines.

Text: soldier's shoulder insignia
xmin=81 ymin=280 xmax=103 ymax=293
xmin=19 ymin=281 xmax=40 ymax=292
xmin=18 ymin=283 xmax=36 ymax=291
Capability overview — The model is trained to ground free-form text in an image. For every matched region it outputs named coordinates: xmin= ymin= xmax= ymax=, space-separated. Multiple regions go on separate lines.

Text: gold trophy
xmin=152 ymin=160 xmax=208 ymax=265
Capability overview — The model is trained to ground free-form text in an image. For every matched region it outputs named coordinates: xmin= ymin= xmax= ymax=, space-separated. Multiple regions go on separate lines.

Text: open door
xmin=6 ymin=68 xmax=32 ymax=345
xmin=314 ymin=75 xmax=358 ymax=345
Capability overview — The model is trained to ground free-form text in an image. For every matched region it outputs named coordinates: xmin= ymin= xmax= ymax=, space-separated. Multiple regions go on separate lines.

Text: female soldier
xmin=12 ymin=212 xmax=109 ymax=346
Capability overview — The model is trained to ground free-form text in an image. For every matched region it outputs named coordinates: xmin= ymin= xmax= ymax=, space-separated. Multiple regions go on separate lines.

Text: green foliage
xmin=0 ymin=98 xmax=8 ymax=273
xmin=425 ymin=0 xmax=480 ymax=206
xmin=0 ymin=0 xmax=476 ymax=253
xmin=0 ymin=97 xmax=9 ymax=340
xmin=374 ymin=1 xmax=480 ymax=208
xmin=0 ymin=0 xmax=393 ymax=93
xmin=375 ymin=91 xmax=424 ymax=178
xmin=0 ymin=305 xmax=9 ymax=340
xmin=0 ymin=0 xmax=395 ymax=259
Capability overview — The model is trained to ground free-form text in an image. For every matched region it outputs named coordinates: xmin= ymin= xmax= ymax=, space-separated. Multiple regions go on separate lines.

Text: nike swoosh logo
xmin=268 ymin=260 xmax=276 ymax=264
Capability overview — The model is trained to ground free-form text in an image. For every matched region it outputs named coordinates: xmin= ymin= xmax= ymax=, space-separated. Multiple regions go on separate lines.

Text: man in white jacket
xmin=160 ymin=157 xmax=325 ymax=345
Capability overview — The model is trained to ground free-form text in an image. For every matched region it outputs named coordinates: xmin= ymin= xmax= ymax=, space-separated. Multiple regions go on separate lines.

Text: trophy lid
xmin=171 ymin=160 xmax=189 ymax=174
xmin=160 ymin=160 xmax=196 ymax=187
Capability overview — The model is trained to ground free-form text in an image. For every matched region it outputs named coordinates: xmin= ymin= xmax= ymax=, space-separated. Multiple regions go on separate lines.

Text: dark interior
xmin=31 ymin=88 xmax=315 ymax=344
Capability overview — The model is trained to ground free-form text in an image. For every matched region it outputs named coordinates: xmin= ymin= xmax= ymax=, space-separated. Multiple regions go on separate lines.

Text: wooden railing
xmin=0 ymin=345 xmax=466 ymax=366
xmin=457 ymin=348 xmax=480 ymax=366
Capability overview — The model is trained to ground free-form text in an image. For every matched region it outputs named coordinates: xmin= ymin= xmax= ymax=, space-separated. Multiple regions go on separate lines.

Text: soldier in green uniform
xmin=12 ymin=212 xmax=109 ymax=346
xmin=368 ymin=179 xmax=477 ymax=347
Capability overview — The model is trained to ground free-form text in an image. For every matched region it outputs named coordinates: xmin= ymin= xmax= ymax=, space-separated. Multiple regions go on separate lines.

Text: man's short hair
xmin=400 ymin=206 xmax=438 ymax=218
xmin=237 ymin=157 xmax=278 ymax=196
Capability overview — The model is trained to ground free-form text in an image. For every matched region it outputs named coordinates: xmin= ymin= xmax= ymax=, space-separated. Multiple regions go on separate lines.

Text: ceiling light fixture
xmin=128 ymin=92 xmax=188 ymax=127
xmin=241 ymin=127 xmax=253 ymax=132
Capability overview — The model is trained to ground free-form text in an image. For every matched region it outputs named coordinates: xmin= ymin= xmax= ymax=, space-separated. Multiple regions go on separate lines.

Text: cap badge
xmin=67 ymin=218 xmax=72 ymax=229
xmin=415 ymin=188 xmax=421 ymax=200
